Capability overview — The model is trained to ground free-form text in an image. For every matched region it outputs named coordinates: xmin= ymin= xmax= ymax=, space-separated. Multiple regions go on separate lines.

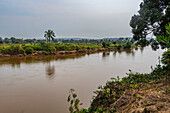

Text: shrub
xmin=161 ymin=49 xmax=170 ymax=66
xmin=116 ymin=44 xmax=122 ymax=50
xmin=48 ymin=46 xmax=56 ymax=53
xmin=55 ymin=44 xmax=66 ymax=51
xmin=44 ymin=43 xmax=56 ymax=52
xmin=123 ymin=41 xmax=132 ymax=49
xmin=32 ymin=44 xmax=43 ymax=51
xmin=25 ymin=47 xmax=34 ymax=54
xmin=65 ymin=43 xmax=76 ymax=51
xmin=1 ymin=44 xmax=24 ymax=55
xmin=102 ymin=41 xmax=110 ymax=48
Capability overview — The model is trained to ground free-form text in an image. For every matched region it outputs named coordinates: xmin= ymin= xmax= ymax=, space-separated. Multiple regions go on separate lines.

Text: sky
xmin=0 ymin=0 xmax=143 ymax=39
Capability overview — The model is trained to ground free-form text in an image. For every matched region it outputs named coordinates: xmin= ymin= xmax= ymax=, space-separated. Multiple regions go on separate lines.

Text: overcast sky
xmin=0 ymin=0 xmax=142 ymax=39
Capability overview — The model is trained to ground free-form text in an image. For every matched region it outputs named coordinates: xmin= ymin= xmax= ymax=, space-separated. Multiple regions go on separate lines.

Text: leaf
xmin=75 ymin=99 xmax=80 ymax=105
xmin=69 ymin=106 xmax=73 ymax=112
xmin=117 ymin=76 xmax=120 ymax=81
xmin=159 ymin=90 xmax=165 ymax=93
xmin=67 ymin=95 xmax=71 ymax=102
xmin=110 ymin=77 xmax=116 ymax=81
xmin=71 ymin=100 xmax=74 ymax=105
xmin=73 ymin=93 xmax=77 ymax=98
xmin=74 ymin=104 xmax=79 ymax=109
xmin=70 ymin=89 xmax=75 ymax=92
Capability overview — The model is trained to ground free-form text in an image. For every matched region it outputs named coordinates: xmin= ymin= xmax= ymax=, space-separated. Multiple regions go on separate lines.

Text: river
xmin=0 ymin=46 xmax=164 ymax=113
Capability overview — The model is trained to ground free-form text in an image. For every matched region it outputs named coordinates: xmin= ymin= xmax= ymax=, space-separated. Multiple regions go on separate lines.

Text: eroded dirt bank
xmin=110 ymin=82 xmax=170 ymax=113
xmin=95 ymin=81 xmax=170 ymax=113
xmin=0 ymin=48 xmax=114 ymax=58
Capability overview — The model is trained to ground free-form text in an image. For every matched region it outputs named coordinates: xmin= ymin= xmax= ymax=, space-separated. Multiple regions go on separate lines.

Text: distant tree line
xmin=0 ymin=37 xmax=44 ymax=44
xmin=0 ymin=37 xmax=134 ymax=44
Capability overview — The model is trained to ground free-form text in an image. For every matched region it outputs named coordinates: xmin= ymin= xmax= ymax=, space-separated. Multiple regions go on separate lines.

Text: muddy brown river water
xmin=0 ymin=46 xmax=164 ymax=113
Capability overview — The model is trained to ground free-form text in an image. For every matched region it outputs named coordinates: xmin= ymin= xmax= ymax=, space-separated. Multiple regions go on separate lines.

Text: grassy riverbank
xmin=68 ymin=68 xmax=170 ymax=113
xmin=67 ymin=23 xmax=170 ymax=113
xmin=67 ymin=50 xmax=170 ymax=113
xmin=0 ymin=41 xmax=137 ymax=57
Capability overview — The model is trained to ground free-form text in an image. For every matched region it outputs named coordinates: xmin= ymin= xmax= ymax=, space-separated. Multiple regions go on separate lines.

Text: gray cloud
xmin=0 ymin=0 xmax=142 ymax=38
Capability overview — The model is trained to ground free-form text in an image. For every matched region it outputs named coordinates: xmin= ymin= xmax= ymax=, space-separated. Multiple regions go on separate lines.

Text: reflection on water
xmin=46 ymin=64 xmax=55 ymax=78
xmin=0 ymin=54 xmax=86 ymax=68
xmin=0 ymin=50 xmax=138 ymax=68
xmin=102 ymin=52 xmax=110 ymax=57
xmin=140 ymin=47 xmax=144 ymax=53
xmin=112 ymin=49 xmax=136 ymax=57
xmin=0 ymin=46 xmax=165 ymax=113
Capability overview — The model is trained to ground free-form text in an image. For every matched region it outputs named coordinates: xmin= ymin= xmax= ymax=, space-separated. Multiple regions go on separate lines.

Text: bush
xmin=25 ymin=47 xmax=34 ymax=54
xmin=102 ymin=41 xmax=110 ymax=48
xmin=1 ymin=44 xmax=24 ymax=55
xmin=48 ymin=46 xmax=56 ymax=53
xmin=32 ymin=44 xmax=43 ymax=51
xmin=44 ymin=43 xmax=56 ymax=52
xmin=116 ymin=44 xmax=122 ymax=50
xmin=55 ymin=44 xmax=66 ymax=51
xmin=65 ymin=43 xmax=76 ymax=51
xmin=161 ymin=49 xmax=170 ymax=66
xmin=123 ymin=41 xmax=132 ymax=49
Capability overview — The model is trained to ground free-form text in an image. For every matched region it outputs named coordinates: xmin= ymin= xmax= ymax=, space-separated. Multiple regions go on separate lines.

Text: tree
xmin=4 ymin=37 xmax=10 ymax=43
xmin=156 ymin=23 xmax=170 ymax=48
xmin=130 ymin=0 xmax=170 ymax=41
xmin=112 ymin=41 xmax=117 ymax=44
xmin=44 ymin=30 xmax=56 ymax=43
xmin=124 ymin=41 xmax=132 ymax=49
xmin=0 ymin=37 xmax=3 ymax=44
xmin=10 ymin=37 xmax=16 ymax=43
xmin=102 ymin=41 xmax=110 ymax=48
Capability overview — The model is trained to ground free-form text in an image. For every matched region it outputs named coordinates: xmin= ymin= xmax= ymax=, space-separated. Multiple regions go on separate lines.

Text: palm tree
xmin=44 ymin=30 xmax=55 ymax=43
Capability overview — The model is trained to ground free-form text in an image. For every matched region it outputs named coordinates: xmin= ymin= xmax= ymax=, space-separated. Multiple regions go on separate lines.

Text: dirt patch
xmin=108 ymin=82 xmax=170 ymax=113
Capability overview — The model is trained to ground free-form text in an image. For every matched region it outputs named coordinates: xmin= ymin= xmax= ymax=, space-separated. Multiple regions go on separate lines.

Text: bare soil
xmin=108 ymin=82 xmax=170 ymax=113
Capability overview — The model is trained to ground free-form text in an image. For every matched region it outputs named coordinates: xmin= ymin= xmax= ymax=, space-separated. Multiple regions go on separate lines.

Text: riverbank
xmin=115 ymin=81 xmax=170 ymax=113
xmin=68 ymin=58 xmax=170 ymax=113
xmin=0 ymin=41 xmax=137 ymax=58
xmin=87 ymin=58 xmax=170 ymax=113
xmin=89 ymin=80 xmax=170 ymax=112
xmin=90 ymin=81 xmax=170 ymax=113
xmin=0 ymin=47 xmax=133 ymax=58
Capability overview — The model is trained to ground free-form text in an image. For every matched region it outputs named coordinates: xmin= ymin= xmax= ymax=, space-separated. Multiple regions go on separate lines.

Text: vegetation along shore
xmin=67 ymin=24 xmax=170 ymax=113
xmin=67 ymin=0 xmax=170 ymax=112
xmin=0 ymin=37 xmax=141 ymax=58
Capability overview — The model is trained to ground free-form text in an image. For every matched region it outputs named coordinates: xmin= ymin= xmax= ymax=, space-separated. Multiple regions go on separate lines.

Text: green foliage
xmin=44 ymin=29 xmax=55 ymax=43
xmin=0 ymin=37 xmax=137 ymax=56
xmin=25 ymin=47 xmax=34 ymax=54
xmin=55 ymin=43 xmax=66 ymax=51
xmin=55 ymin=43 xmax=76 ymax=51
xmin=123 ymin=41 xmax=132 ymax=49
xmin=102 ymin=41 xmax=110 ymax=48
xmin=130 ymin=0 xmax=170 ymax=40
xmin=136 ymin=39 xmax=150 ymax=47
xmin=130 ymin=84 xmax=139 ymax=89
xmin=3 ymin=37 xmax=11 ymax=43
xmin=95 ymin=107 xmax=106 ymax=113
xmin=67 ymin=48 xmax=169 ymax=113
xmin=68 ymin=89 xmax=83 ymax=113
xmin=156 ymin=23 xmax=170 ymax=48
xmin=161 ymin=49 xmax=170 ymax=66
xmin=112 ymin=41 xmax=117 ymax=44
xmin=116 ymin=44 xmax=122 ymax=50
xmin=1 ymin=44 xmax=24 ymax=55
xmin=150 ymin=39 xmax=159 ymax=51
